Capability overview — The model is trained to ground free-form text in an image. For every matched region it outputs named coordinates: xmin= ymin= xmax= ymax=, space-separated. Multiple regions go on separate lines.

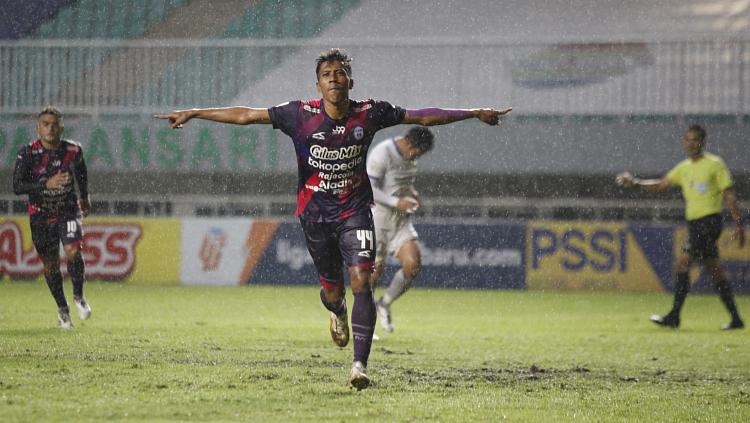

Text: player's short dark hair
xmin=38 ymin=106 xmax=62 ymax=120
xmin=687 ymin=124 xmax=706 ymax=142
xmin=315 ymin=48 xmax=352 ymax=79
xmin=405 ymin=126 xmax=434 ymax=152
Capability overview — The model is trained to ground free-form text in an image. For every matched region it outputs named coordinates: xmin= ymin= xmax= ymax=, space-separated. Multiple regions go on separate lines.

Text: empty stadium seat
xmin=32 ymin=0 xmax=188 ymax=39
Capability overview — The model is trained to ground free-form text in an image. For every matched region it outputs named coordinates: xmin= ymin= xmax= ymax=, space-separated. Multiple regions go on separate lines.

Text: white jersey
xmin=367 ymin=137 xmax=420 ymax=260
xmin=367 ymin=138 xmax=419 ymax=209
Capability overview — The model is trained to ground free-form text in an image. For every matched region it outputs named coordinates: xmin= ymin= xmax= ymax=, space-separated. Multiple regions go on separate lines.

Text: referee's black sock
xmin=44 ymin=270 xmax=68 ymax=310
xmin=669 ymin=272 xmax=690 ymax=317
xmin=715 ymin=280 xmax=742 ymax=322
xmin=67 ymin=256 xmax=85 ymax=299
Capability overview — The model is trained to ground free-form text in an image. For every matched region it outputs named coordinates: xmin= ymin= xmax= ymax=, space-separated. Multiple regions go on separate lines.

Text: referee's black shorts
xmin=683 ymin=213 xmax=723 ymax=260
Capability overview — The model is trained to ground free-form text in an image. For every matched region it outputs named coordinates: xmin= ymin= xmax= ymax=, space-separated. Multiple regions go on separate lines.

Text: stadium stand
xmin=140 ymin=0 xmax=363 ymax=106
xmin=0 ymin=0 xmax=73 ymax=39
xmin=223 ymin=0 xmax=362 ymax=39
xmin=31 ymin=0 xmax=189 ymax=39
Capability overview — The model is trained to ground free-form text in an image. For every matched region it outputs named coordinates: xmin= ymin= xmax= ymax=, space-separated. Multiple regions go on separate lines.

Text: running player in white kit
xmin=367 ymin=127 xmax=434 ymax=333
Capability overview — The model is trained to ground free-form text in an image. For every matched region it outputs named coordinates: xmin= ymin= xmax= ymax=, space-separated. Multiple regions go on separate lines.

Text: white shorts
xmin=373 ymin=205 xmax=418 ymax=263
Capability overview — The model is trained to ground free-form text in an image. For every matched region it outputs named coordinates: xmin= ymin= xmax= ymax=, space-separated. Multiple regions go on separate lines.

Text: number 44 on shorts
xmin=356 ymin=229 xmax=373 ymax=257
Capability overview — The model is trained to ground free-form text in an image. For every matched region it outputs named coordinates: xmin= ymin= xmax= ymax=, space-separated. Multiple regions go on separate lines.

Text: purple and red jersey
xmin=268 ymin=99 xmax=405 ymax=222
xmin=13 ymin=139 xmax=88 ymax=219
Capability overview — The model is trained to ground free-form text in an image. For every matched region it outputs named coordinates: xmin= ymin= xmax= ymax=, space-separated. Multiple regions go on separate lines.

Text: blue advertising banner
xmin=239 ymin=219 xmax=748 ymax=293
xmin=245 ymin=222 xmax=527 ymax=289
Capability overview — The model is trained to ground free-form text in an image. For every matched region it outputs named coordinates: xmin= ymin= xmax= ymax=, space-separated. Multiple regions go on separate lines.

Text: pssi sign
xmin=527 ymin=221 xmax=671 ymax=292
xmin=531 ymin=227 xmax=628 ymax=272
xmin=0 ymin=220 xmax=142 ymax=280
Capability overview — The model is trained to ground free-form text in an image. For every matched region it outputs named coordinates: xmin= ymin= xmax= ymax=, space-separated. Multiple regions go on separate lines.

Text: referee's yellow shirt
xmin=666 ymin=152 xmax=733 ymax=221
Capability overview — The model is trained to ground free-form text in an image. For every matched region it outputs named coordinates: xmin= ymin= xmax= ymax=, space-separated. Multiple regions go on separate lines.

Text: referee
xmin=617 ymin=124 xmax=745 ymax=330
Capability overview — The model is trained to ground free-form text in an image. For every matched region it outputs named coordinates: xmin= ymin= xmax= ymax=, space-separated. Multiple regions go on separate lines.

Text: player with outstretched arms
xmin=156 ymin=48 xmax=512 ymax=389
xmin=367 ymin=126 xmax=434 ymax=334
xmin=13 ymin=106 xmax=92 ymax=329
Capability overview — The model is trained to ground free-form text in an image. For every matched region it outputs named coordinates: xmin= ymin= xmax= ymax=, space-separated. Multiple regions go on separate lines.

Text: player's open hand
xmin=154 ymin=110 xmax=193 ymax=129
xmin=46 ymin=170 xmax=70 ymax=190
xmin=615 ymin=172 xmax=635 ymax=188
xmin=396 ymin=196 xmax=420 ymax=214
xmin=477 ymin=107 xmax=512 ymax=126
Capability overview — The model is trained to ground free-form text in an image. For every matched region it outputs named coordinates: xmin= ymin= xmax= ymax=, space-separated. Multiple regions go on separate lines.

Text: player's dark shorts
xmin=30 ymin=214 xmax=83 ymax=258
xmin=683 ymin=213 xmax=723 ymax=260
xmin=300 ymin=211 xmax=375 ymax=289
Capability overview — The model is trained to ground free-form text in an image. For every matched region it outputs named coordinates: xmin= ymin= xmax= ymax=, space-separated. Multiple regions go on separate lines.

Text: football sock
xmin=351 ymin=290 xmax=376 ymax=367
xmin=67 ymin=255 xmax=85 ymax=299
xmin=382 ymin=269 xmax=413 ymax=306
xmin=319 ymin=288 xmax=345 ymax=315
xmin=669 ymin=272 xmax=690 ymax=317
xmin=715 ymin=280 xmax=742 ymax=321
xmin=45 ymin=270 xmax=68 ymax=309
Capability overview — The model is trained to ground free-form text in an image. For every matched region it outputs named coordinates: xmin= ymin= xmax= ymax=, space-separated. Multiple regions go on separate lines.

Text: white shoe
xmin=58 ymin=309 xmax=74 ymax=330
xmin=349 ymin=361 xmax=370 ymax=390
xmin=329 ymin=300 xmax=349 ymax=347
xmin=74 ymin=297 xmax=92 ymax=320
xmin=375 ymin=298 xmax=394 ymax=333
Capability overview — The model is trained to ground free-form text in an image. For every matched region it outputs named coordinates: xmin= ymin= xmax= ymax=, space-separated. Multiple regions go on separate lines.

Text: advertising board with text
xmin=0 ymin=216 xmax=180 ymax=285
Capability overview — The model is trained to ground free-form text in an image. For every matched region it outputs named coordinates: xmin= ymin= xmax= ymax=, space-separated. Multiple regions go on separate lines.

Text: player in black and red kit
xmin=156 ymin=48 xmax=511 ymax=389
xmin=13 ymin=107 xmax=92 ymax=329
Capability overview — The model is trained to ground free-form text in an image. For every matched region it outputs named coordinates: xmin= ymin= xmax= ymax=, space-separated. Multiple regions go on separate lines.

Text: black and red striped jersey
xmin=13 ymin=138 xmax=88 ymax=217
xmin=269 ymin=99 xmax=405 ymax=223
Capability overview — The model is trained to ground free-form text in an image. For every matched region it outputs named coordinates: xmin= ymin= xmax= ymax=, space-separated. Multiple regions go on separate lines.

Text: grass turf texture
xmin=1 ymin=282 xmax=749 ymax=422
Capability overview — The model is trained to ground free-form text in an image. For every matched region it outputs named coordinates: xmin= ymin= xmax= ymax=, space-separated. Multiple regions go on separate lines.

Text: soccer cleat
xmin=375 ymin=297 xmax=394 ymax=333
xmin=58 ymin=309 xmax=74 ymax=330
xmin=721 ymin=319 xmax=745 ymax=330
xmin=74 ymin=297 xmax=92 ymax=320
xmin=649 ymin=314 xmax=679 ymax=329
xmin=329 ymin=302 xmax=349 ymax=347
xmin=349 ymin=360 xmax=370 ymax=390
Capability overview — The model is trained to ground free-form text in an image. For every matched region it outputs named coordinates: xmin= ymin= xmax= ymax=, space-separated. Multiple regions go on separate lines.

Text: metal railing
xmin=0 ymin=193 xmax=690 ymax=222
xmin=1 ymin=37 xmax=749 ymax=115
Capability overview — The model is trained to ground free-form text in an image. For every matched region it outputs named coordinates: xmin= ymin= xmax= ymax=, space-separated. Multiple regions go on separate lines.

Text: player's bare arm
xmin=615 ymin=172 xmax=671 ymax=192
xmin=403 ymin=107 xmax=512 ymax=126
xmin=154 ymin=107 xmax=271 ymax=128
xmin=723 ymin=188 xmax=745 ymax=247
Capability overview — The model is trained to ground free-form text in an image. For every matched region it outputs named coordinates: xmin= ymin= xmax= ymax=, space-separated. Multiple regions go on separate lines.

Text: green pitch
xmin=1 ymin=282 xmax=749 ymax=422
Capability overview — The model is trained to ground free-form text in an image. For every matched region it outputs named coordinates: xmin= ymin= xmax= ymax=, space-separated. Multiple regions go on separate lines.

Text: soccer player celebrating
xmin=616 ymin=124 xmax=745 ymax=330
xmin=13 ymin=106 xmax=92 ymax=329
xmin=156 ymin=48 xmax=512 ymax=389
xmin=367 ymin=126 xmax=434 ymax=334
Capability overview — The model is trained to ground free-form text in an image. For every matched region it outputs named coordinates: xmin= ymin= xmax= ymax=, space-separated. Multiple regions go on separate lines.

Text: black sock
xmin=319 ymin=288 xmax=345 ymax=315
xmin=670 ymin=272 xmax=690 ymax=317
xmin=45 ymin=271 xmax=68 ymax=310
xmin=715 ymin=280 xmax=742 ymax=322
xmin=67 ymin=256 xmax=85 ymax=299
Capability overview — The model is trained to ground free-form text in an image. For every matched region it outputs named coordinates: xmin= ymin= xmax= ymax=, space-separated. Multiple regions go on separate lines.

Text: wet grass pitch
xmin=1 ymin=282 xmax=749 ymax=421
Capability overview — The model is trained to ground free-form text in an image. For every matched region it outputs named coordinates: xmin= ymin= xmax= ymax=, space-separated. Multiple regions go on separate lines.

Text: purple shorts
xmin=300 ymin=212 xmax=375 ymax=289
